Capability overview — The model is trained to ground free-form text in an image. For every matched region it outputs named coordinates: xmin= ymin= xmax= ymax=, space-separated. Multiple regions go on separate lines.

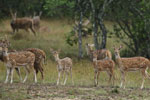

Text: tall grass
xmin=0 ymin=19 xmax=150 ymax=88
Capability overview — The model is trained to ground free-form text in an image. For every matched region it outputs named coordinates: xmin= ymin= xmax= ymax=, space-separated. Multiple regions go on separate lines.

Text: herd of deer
xmin=0 ymin=11 xmax=150 ymax=89
xmin=10 ymin=10 xmax=42 ymax=36
xmin=1 ymin=36 xmax=150 ymax=89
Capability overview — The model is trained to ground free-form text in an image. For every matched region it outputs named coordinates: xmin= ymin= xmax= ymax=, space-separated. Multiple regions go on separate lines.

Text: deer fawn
xmin=113 ymin=45 xmax=150 ymax=89
xmin=50 ymin=48 xmax=74 ymax=85
xmin=1 ymin=44 xmax=37 ymax=83
xmin=92 ymin=51 xmax=115 ymax=86
xmin=86 ymin=43 xmax=112 ymax=60
xmin=10 ymin=10 xmax=36 ymax=36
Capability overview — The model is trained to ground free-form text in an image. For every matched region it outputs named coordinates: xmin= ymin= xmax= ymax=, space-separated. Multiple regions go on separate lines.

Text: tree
xmin=110 ymin=0 xmax=150 ymax=57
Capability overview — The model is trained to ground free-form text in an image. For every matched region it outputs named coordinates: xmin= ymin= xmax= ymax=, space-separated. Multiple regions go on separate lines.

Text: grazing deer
xmin=92 ymin=51 xmax=115 ymax=86
xmin=113 ymin=45 xmax=150 ymax=89
xmin=33 ymin=12 xmax=42 ymax=31
xmin=85 ymin=43 xmax=112 ymax=60
xmin=2 ymin=45 xmax=37 ymax=84
xmin=10 ymin=10 xmax=36 ymax=36
xmin=50 ymin=48 xmax=74 ymax=85
xmin=25 ymin=48 xmax=46 ymax=80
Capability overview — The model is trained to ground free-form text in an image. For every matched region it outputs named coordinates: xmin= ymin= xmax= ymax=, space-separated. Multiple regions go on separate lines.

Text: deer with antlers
xmin=50 ymin=48 xmax=74 ymax=85
xmin=10 ymin=10 xmax=36 ymax=36
xmin=85 ymin=43 xmax=112 ymax=60
xmin=113 ymin=45 xmax=150 ymax=89
xmin=92 ymin=51 xmax=115 ymax=86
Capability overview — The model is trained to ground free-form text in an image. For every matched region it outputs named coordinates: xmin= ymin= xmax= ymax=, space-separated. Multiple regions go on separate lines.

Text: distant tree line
xmin=0 ymin=0 xmax=150 ymax=58
xmin=0 ymin=0 xmax=75 ymax=18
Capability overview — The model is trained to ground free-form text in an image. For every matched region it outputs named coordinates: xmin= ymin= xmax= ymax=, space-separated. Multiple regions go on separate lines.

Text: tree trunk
xmin=78 ymin=11 xmax=83 ymax=59
xmin=98 ymin=18 xmax=107 ymax=49
xmin=90 ymin=0 xmax=99 ymax=49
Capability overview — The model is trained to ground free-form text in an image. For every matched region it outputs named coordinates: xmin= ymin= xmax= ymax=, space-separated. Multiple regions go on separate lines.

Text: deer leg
xmin=23 ymin=67 xmax=29 ymax=83
xmin=5 ymin=67 xmax=10 ymax=83
xmin=70 ymin=68 xmax=74 ymax=85
xmin=10 ymin=68 xmax=14 ymax=84
xmin=34 ymin=69 xmax=37 ymax=83
xmin=107 ymin=71 xmax=112 ymax=86
xmin=63 ymin=71 xmax=69 ymax=85
xmin=57 ymin=71 xmax=61 ymax=85
xmin=120 ymin=71 xmax=126 ymax=89
xmin=15 ymin=68 xmax=22 ymax=82
xmin=61 ymin=71 xmax=65 ymax=85
xmin=30 ymin=27 xmax=36 ymax=36
xmin=141 ymin=69 xmax=146 ymax=89
xmin=39 ymin=64 xmax=44 ymax=80
xmin=94 ymin=70 xmax=98 ymax=87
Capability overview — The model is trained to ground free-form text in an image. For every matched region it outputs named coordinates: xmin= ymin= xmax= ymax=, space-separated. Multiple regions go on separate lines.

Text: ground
xmin=0 ymin=83 xmax=150 ymax=100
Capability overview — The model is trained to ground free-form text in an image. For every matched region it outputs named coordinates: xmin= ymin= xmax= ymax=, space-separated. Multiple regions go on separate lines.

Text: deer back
xmin=59 ymin=57 xmax=72 ymax=68
xmin=93 ymin=59 xmax=115 ymax=70
xmin=25 ymin=48 xmax=46 ymax=64
xmin=116 ymin=57 xmax=150 ymax=69
xmin=8 ymin=51 xmax=35 ymax=66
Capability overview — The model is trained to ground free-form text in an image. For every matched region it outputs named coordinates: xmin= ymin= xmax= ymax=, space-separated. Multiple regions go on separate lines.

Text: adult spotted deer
xmin=85 ymin=43 xmax=112 ymax=60
xmin=92 ymin=51 xmax=115 ymax=86
xmin=50 ymin=48 xmax=74 ymax=85
xmin=25 ymin=48 xmax=46 ymax=80
xmin=10 ymin=10 xmax=36 ymax=36
xmin=2 ymin=45 xmax=37 ymax=84
xmin=113 ymin=45 xmax=150 ymax=89
xmin=0 ymin=37 xmax=23 ymax=81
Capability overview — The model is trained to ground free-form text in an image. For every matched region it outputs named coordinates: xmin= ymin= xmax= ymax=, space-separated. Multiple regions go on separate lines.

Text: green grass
xmin=0 ymin=18 xmax=150 ymax=92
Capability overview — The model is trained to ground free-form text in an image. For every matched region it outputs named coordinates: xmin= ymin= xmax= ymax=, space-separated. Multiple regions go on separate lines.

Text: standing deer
xmin=33 ymin=12 xmax=42 ymax=31
xmin=10 ymin=10 xmax=36 ymax=36
xmin=0 ymin=37 xmax=22 ymax=81
xmin=85 ymin=43 xmax=112 ymax=60
xmin=25 ymin=48 xmax=46 ymax=80
xmin=92 ymin=51 xmax=115 ymax=86
xmin=2 ymin=44 xmax=37 ymax=84
xmin=113 ymin=45 xmax=150 ymax=89
xmin=50 ymin=48 xmax=74 ymax=85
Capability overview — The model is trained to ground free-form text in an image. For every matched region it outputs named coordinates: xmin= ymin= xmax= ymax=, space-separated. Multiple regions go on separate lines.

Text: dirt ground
xmin=0 ymin=83 xmax=150 ymax=100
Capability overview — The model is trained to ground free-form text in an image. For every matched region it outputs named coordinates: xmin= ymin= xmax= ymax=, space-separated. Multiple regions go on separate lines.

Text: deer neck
xmin=93 ymin=57 xmax=98 ymax=66
xmin=115 ymin=54 xmax=123 ymax=67
xmin=55 ymin=55 xmax=61 ymax=63
xmin=2 ymin=51 xmax=9 ymax=63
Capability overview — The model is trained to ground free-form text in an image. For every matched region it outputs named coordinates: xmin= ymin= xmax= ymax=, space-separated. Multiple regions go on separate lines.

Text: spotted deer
xmin=113 ymin=45 xmax=150 ymax=89
xmin=85 ymin=43 xmax=112 ymax=60
xmin=92 ymin=51 xmax=115 ymax=86
xmin=25 ymin=48 xmax=46 ymax=80
xmin=50 ymin=48 xmax=74 ymax=85
xmin=0 ymin=39 xmax=23 ymax=81
xmin=10 ymin=10 xmax=36 ymax=36
xmin=2 ymin=45 xmax=37 ymax=84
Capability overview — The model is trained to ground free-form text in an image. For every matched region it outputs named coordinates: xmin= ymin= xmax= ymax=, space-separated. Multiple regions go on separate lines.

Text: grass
xmin=0 ymin=18 xmax=150 ymax=99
